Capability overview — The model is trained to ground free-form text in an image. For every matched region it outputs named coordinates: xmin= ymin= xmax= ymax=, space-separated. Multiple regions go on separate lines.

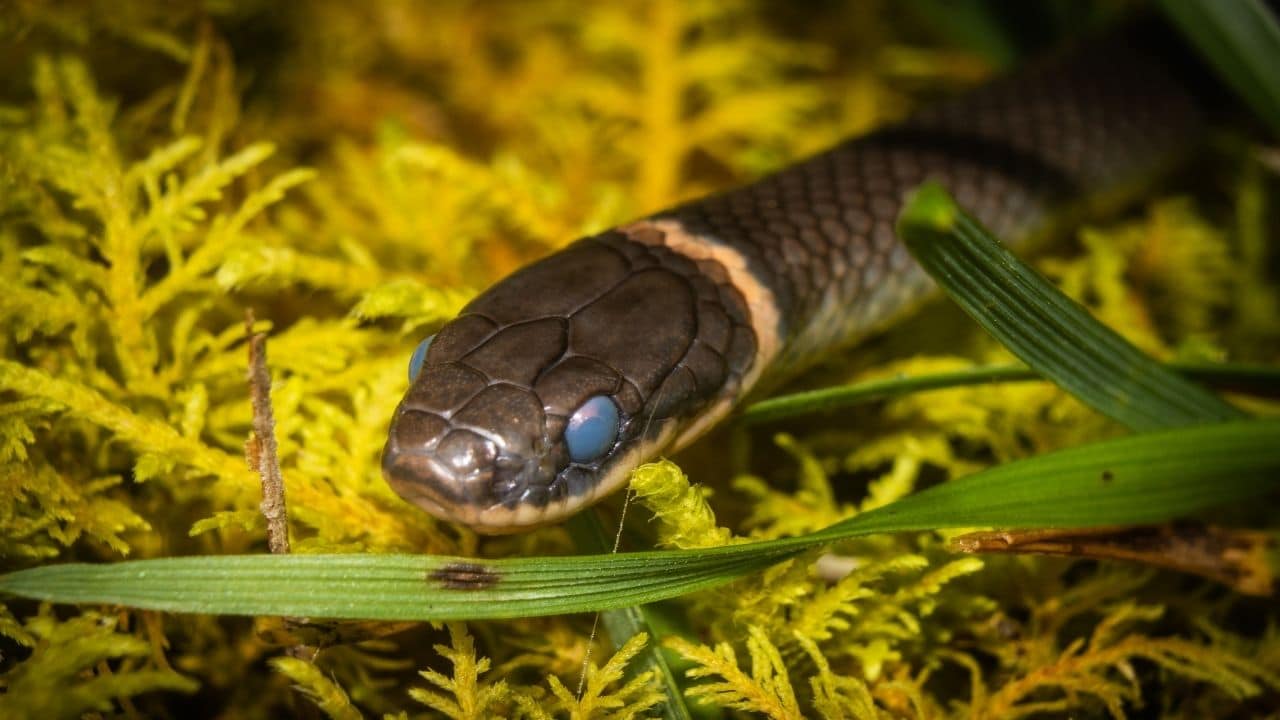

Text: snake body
xmin=382 ymin=27 xmax=1208 ymax=533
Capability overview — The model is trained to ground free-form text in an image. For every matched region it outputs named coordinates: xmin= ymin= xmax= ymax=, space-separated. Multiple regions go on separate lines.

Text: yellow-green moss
xmin=2 ymin=1 xmax=1278 ymax=718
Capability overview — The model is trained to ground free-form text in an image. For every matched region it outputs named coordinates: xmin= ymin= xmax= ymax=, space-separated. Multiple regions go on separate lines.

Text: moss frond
xmin=735 ymin=433 xmax=849 ymax=538
xmin=0 ymin=608 xmax=197 ymax=719
xmin=797 ymin=634 xmax=881 ymax=720
xmin=409 ymin=623 xmax=512 ymax=720
xmin=488 ymin=619 xmax=591 ymax=680
xmin=979 ymin=601 xmax=1280 ymax=719
xmin=2 ymin=2 xmax=1277 ymax=717
xmin=349 ymin=279 xmax=474 ymax=335
xmin=0 ymin=457 xmax=149 ymax=559
xmin=665 ymin=624 xmax=801 ymax=718
xmin=1040 ymin=200 xmax=1247 ymax=358
xmin=791 ymin=555 xmax=928 ymax=645
xmin=629 ymin=459 xmax=736 ymax=549
xmin=0 ymin=604 xmax=35 ymax=647
xmin=546 ymin=631 xmax=663 ymax=720
xmin=795 ymin=554 xmax=988 ymax=681
xmin=271 ymin=656 xmax=364 ymax=720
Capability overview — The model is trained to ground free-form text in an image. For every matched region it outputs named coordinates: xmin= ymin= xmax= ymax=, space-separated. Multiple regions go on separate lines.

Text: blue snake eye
xmin=565 ymin=395 xmax=620 ymax=464
xmin=407 ymin=334 xmax=435 ymax=383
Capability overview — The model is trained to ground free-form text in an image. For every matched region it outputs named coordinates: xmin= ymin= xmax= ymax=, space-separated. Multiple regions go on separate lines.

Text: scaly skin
xmin=382 ymin=28 xmax=1207 ymax=533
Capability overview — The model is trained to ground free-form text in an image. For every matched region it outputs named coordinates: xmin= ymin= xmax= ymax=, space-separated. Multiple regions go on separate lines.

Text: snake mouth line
xmin=383 ymin=461 xmax=574 ymax=534
xmin=384 ymin=424 xmax=680 ymax=533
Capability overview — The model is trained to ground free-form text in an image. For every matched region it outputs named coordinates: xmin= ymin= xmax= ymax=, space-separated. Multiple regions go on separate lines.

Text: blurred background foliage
xmin=0 ymin=0 xmax=1277 ymax=717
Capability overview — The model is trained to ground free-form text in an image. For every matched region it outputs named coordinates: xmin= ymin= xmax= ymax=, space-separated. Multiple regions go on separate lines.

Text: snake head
xmin=381 ymin=227 xmax=758 ymax=533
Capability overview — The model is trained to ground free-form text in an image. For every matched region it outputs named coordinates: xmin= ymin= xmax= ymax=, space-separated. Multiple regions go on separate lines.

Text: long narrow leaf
xmin=565 ymin=511 xmax=692 ymax=720
xmin=1160 ymin=0 xmax=1280 ymax=135
xmin=739 ymin=362 xmax=1280 ymax=425
xmin=3 ymin=419 xmax=1276 ymax=620
xmin=896 ymin=182 xmax=1245 ymax=431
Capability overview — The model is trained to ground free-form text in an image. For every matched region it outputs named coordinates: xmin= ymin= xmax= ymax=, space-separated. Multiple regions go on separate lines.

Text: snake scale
xmin=382 ymin=22 xmax=1212 ymax=533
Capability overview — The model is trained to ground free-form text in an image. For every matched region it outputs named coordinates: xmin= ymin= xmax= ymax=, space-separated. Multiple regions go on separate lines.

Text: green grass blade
xmin=4 ymin=183 xmax=1273 ymax=625
xmin=739 ymin=362 xmax=1280 ymax=425
xmin=565 ymin=511 xmax=693 ymax=720
xmin=817 ymin=419 xmax=1278 ymax=536
xmin=1160 ymin=0 xmax=1280 ymax=135
xmin=740 ymin=365 xmax=1036 ymax=425
xmin=3 ymin=419 xmax=1276 ymax=621
xmin=896 ymin=182 xmax=1245 ymax=431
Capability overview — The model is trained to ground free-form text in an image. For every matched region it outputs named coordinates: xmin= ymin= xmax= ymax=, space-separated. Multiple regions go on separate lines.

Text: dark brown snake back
xmin=383 ymin=23 xmax=1216 ymax=530
xmin=656 ymin=32 xmax=1206 ymax=378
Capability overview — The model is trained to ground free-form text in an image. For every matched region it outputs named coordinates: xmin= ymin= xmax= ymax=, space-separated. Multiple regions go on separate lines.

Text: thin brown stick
xmin=245 ymin=309 xmax=290 ymax=554
xmin=244 ymin=320 xmax=413 ymax=651
xmin=950 ymin=523 xmax=1276 ymax=596
xmin=245 ymin=310 xmax=316 ymax=671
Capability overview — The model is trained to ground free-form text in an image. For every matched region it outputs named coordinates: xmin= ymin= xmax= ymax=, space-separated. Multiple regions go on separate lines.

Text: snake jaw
xmin=382 ymin=399 xmax=626 ymax=533
xmin=381 ymin=357 xmax=606 ymax=532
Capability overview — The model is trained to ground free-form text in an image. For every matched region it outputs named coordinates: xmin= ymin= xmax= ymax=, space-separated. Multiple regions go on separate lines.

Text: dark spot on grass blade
xmin=428 ymin=562 xmax=500 ymax=590
xmin=1101 ymin=470 xmax=1114 ymax=483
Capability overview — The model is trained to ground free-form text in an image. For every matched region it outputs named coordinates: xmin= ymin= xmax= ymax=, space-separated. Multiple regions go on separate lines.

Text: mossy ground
xmin=1 ymin=2 xmax=1278 ymax=718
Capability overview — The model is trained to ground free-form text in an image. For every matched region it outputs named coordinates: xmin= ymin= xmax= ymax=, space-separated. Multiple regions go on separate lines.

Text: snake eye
xmin=565 ymin=395 xmax=620 ymax=464
xmin=407 ymin=334 xmax=435 ymax=383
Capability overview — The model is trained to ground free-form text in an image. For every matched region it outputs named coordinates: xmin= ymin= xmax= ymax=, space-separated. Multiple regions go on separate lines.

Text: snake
xmin=381 ymin=23 xmax=1213 ymax=533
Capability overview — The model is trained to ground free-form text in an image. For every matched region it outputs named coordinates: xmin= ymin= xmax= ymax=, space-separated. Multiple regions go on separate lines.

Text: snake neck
xmin=649 ymin=31 xmax=1206 ymax=387
xmin=382 ymin=18 xmax=1217 ymax=531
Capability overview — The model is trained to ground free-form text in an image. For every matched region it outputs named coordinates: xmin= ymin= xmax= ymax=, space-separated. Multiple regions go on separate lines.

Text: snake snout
xmin=383 ymin=418 xmax=494 ymax=504
xmin=382 ymin=367 xmax=570 ymax=531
